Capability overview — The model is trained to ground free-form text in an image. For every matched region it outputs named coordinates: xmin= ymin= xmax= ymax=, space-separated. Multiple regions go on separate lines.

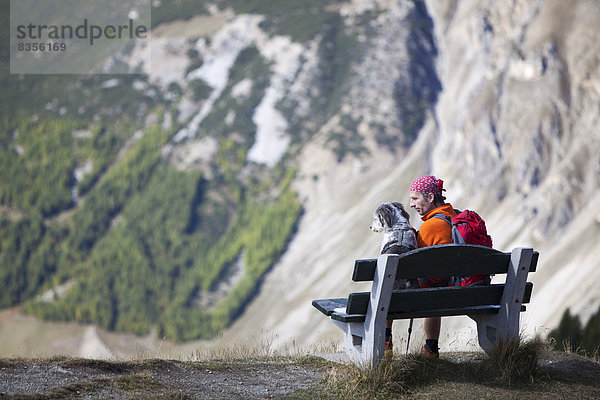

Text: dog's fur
xmin=370 ymin=202 xmax=419 ymax=289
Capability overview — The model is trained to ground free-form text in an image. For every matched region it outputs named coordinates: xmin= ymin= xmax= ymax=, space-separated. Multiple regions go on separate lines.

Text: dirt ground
xmin=0 ymin=357 xmax=329 ymax=399
xmin=2 ymin=350 xmax=600 ymax=399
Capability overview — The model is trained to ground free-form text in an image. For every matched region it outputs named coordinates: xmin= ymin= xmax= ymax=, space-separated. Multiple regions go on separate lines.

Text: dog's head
xmin=370 ymin=202 xmax=411 ymax=233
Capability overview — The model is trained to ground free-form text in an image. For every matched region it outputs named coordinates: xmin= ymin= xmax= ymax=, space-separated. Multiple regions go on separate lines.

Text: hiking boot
xmin=384 ymin=339 xmax=393 ymax=357
xmin=423 ymin=342 xmax=439 ymax=358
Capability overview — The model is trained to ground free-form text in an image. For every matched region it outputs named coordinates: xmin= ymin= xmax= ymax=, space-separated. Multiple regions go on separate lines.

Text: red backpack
xmin=433 ymin=210 xmax=493 ymax=286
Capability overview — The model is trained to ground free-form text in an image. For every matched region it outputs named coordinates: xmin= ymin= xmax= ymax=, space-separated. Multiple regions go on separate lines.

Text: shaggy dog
xmin=370 ymin=202 xmax=419 ymax=289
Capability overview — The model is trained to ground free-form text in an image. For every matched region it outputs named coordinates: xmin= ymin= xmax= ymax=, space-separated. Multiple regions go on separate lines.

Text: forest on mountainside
xmin=0 ymin=0 xmax=331 ymax=340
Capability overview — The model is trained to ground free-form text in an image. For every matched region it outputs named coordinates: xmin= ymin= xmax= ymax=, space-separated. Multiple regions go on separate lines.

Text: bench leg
xmin=331 ymin=254 xmax=399 ymax=368
xmin=470 ymin=314 xmax=498 ymax=354
xmin=332 ymin=320 xmax=369 ymax=366
xmin=331 ymin=318 xmax=388 ymax=368
xmin=363 ymin=254 xmax=398 ymax=367
xmin=471 ymin=247 xmax=533 ymax=353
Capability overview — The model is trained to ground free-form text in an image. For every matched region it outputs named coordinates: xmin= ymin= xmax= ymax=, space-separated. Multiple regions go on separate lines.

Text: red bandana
xmin=409 ymin=175 xmax=446 ymax=199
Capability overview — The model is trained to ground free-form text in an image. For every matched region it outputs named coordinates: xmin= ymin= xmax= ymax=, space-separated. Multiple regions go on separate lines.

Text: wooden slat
xmin=345 ymin=291 xmax=369 ymax=315
xmin=352 ymin=259 xmax=377 ymax=281
xmin=312 ymin=298 xmax=347 ymax=316
xmin=346 ymin=283 xmax=533 ymax=315
xmin=388 ymin=304 xmax=528 ymax=320
xmin=330 ymin=312 xmax=367 ymax=323
xmin=529 ymin=251 xmax=539 ymax=272
xmin=352 ymin=246 xmax=539 ymax=282
xmin=393 ymin=245 xmax=510 ymax=279
xmin=331 ymin=304 xmax=528 ymax=323
xmin=352 ymin=244 xmax=512 ymax=282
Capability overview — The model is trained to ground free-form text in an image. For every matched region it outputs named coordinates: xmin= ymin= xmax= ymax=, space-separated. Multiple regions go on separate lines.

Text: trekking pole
xmin=405 ymin=318 xmax=414 ymax=357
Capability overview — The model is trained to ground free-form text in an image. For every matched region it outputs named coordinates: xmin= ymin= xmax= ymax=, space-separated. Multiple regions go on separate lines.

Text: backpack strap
xmin=431 ymin=209 xmax=462 ymax=224
xmin=430 ymin=213 xmax=465 ymax=244
xmin=431 ymin=213 xmax=452 ymax=224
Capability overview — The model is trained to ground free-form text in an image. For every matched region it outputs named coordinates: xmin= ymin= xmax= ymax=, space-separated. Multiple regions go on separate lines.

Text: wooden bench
xmin=312 ymin=244 xmax=539 ymax=367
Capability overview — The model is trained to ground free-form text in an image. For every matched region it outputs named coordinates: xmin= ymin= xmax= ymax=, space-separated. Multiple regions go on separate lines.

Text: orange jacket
xmin=415 ymin=203 xmax=457 ymax=288
xmin=416 ymin=204 xmax=457 ymax=248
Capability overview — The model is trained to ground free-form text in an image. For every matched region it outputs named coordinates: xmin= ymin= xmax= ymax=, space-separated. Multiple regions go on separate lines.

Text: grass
xmin=485 ymin=336 xmax=545 ymax=385
xmin=312 ymin=336 xmax=599 ymax=399
xmin=3 ymin=337 xmax=600 ymax=399
xmin=550 ymin=335 xmax=600 ymax=362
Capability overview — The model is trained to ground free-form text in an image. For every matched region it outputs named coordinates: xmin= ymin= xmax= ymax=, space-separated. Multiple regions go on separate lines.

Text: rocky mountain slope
xmin=205 ymin=0 xmax=600 ymax=352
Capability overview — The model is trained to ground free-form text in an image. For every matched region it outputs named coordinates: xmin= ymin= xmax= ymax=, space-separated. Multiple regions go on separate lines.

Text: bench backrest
xmin=347 ymin=244 xmax=538 ymax=316
xmin=352 ymin=244 xmax=538 ymax=282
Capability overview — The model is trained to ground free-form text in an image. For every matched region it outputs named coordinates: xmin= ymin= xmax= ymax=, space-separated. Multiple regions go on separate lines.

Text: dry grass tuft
xmin=482 ymin=335 xmax=546 ymax=385
xmin=321 ymin=354 xmax=443 ymax=399
xmin=320 ymin=336 xmax=548 ymax=398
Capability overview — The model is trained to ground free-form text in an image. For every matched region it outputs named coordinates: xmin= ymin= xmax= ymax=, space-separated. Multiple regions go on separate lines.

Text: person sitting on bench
xmin=407 ymin=175 xmax=456 ymax=358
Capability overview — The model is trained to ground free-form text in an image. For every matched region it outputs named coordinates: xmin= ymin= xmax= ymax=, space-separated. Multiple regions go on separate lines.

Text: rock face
xmin=206 ymin=0 xmax=600 ymax=352
xmin=428 ymin=0 xmax=600 ymax=334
